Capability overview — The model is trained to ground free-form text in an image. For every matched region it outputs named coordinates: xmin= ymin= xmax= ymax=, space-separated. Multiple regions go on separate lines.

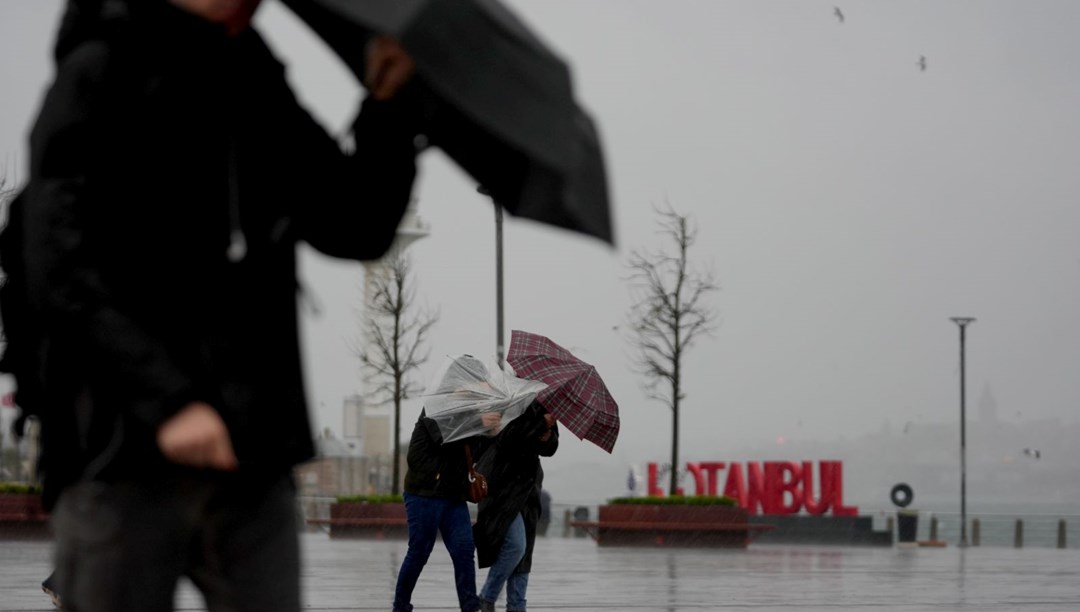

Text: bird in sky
xmin=1022 ymin=448 xmax=1041 ymax=460
xmin=917 ymin=55 xmax=927 ymax=71
xmin=834 ymin=7 xmax=845 ymax=23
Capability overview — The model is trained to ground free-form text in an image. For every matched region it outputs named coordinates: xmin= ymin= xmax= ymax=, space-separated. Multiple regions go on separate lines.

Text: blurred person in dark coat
xmin=21 ymin=0 xmax=422 ymax=609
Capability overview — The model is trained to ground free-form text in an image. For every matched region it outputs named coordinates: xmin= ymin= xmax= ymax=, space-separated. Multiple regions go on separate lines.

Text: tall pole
xmin=478 ymin=186 xmax=505 ymax=367
xmin=495 ymin=204 xmax=505 ymax=366
xmin=950 ymin=317 xmax=975 ymax=547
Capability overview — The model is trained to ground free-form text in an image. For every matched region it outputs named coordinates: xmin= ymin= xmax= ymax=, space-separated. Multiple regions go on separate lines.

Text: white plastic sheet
xmin=421 ymin=354 xmax=547 ymax=443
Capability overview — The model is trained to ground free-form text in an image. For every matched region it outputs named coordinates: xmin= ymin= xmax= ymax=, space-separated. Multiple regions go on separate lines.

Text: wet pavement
xmin=2 ymin=532 xmax=1079 ymax=611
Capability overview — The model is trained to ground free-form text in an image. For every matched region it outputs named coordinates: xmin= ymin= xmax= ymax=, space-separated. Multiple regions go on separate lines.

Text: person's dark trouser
xmin=394 ymin=492 xmax=479 ymax=612
xmin=52 ymin=468 xmax=299 ymax=612
xmin=480 ymin=512 xmax=529 ymax=611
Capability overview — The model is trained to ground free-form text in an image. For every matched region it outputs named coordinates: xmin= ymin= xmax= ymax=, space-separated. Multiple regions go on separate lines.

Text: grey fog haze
xmin=2 ymin=1 xmax=1078 ymax=511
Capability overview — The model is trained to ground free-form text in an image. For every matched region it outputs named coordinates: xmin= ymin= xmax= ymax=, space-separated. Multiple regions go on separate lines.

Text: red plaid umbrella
xmin=505 ymin=330 xmax=620 ymax=453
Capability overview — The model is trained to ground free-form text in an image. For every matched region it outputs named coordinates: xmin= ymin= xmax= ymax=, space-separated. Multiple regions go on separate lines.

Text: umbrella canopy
xmin=505 ymin=330 xmax=620 ymax=453
xmin=422 ymin=354 xmax=547 ymax=443
xmin=281 ymin=0 xmax=613 ymax=243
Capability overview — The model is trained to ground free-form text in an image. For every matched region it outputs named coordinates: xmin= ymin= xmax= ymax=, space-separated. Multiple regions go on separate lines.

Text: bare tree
xmin=357 ymin=249 xmax=438 ymax=495
xmin=625 ymin=205 xmax=717 ymax=496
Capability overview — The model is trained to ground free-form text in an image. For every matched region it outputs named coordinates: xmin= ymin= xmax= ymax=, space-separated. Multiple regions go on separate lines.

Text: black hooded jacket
xmin=402 ymin=412 xmax=486 ymax=502
xmin=473 ymin=402 xmax=558 ymax=571
xmin=24 ymin=0 xmax=419 ymax=503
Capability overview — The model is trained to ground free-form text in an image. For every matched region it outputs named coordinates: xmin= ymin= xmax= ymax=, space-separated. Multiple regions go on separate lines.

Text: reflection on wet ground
xmin=1 ymin=533 xmax=1078 ymax=610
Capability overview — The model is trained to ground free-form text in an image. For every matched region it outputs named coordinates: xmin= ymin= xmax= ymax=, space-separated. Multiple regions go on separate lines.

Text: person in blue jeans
xmin=473 ymin=402 xmax=559 ymax=612
xmin=394 ymin=409 xmax=502 ymax=612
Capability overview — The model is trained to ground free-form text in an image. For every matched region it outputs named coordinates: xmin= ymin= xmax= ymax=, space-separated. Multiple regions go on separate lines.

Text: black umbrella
xmin=281 ymin=0 xmax=613 ymax=244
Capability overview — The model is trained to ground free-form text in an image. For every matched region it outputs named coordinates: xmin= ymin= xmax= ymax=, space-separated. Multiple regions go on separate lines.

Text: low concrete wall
xmin=748 ymin=514 xmax=892 ymax=546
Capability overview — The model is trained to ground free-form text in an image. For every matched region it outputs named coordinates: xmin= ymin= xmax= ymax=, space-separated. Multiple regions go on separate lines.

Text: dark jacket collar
xmin=54 ymin=0 xmax=237 ymax=63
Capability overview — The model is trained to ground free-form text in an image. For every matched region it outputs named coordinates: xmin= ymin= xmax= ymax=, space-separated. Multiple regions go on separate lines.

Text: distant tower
xmin=370 ymin=201 xmax=430 ymax=268
xmin=342 ymin=394 xmax=364 ymax=455
xmin=360 ymin=202 xmax=430 ymax=318
xmin=389 ymin=201 xmax=430 ymax=253
xmin=358 ymin=202 xmax=429 ymax=494
xmin=359 ymin=200 xmax=430 ymax=388
xmin=362 ymin=413 xmax=391 ymax=457
xmin=342 ymin=393 xmax=391 ymax=457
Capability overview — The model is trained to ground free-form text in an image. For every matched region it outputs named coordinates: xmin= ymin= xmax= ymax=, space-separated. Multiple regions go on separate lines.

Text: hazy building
xmin=295 ymin=396 xmax=401 ymax=502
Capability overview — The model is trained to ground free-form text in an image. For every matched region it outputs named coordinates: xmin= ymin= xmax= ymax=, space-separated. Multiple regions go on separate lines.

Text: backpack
xmin=0 ymin=188 xmax=47 ymax=437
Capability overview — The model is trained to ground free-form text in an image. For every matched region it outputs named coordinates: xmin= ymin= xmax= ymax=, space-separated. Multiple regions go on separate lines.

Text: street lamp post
xmin=950 ymin=316 xmax=975 ymax=547
xmin=494 ymin=204 xmax=504 ymax=365
xmin=478 ymin=186 xmax=505 ymax=367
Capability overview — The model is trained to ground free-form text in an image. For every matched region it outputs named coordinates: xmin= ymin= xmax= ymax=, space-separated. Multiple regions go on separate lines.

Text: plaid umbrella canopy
xmin=505 ymin=330 xmax=620 ymax=453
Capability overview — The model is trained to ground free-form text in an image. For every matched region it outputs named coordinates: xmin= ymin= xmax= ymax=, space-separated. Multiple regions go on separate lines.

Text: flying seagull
xmin=1022 ymin=448 xmax=1041 ymax=460
xmin=917 ymin=55 xmax=927 ymax=71
xmin=834 ymin=7 xmax=845 ymax=23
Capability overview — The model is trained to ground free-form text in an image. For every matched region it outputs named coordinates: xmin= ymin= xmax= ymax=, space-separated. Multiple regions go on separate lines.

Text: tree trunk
xmin=392 ymin=397 xmax=401 ymax=495
xmin=669 ymin=375 xmax=680 ymax=496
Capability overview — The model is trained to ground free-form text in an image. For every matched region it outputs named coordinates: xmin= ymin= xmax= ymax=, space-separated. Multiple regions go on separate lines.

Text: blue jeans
xmin=394 ymin=493 xmax=480 ymax=612
xmin=480 ymin=513 xmax=530 ymax=611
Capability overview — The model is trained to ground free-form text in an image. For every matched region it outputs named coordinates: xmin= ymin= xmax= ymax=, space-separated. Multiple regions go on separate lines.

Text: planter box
xmin=589 ymin=504 xmax=754 ymax=548
xmin=322 ymin=502 xmax=408 ymax=540
xmin=0 ymin=492 xmax=50 ymax=540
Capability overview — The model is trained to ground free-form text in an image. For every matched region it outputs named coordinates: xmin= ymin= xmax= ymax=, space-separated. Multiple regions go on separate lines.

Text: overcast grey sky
xmin=2 ymin=1 xmax=1079 ymax=506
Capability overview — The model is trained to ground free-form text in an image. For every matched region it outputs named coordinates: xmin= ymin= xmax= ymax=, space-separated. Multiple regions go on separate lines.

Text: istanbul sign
xmin=646 ymin=460 xmax=858 ymax=516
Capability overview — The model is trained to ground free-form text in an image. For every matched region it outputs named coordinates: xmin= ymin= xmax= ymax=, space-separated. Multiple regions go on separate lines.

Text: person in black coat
xmin=22 ymin=1 xmax=422 ymax=610
xmin=474 ymin=401 xmax=558 ymax=612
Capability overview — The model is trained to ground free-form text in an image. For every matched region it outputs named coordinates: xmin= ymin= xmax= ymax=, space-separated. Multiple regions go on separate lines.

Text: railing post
xmin=929 ymin=515 xmax=939 ymax=541
xmin=1014 ymin=519 xmax=1023 ymax=548
xmin=972 ymin=518 xmax=980 ymax=547
xmin=1058 ymin=519 xmax=1067 ymax=549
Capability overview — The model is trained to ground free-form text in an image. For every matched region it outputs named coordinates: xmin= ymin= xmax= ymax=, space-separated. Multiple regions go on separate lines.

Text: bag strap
xmin=465 ymin=444 xmax=474 ymax=469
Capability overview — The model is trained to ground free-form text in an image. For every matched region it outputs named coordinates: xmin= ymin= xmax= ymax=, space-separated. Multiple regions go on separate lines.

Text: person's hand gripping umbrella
xmin=506 ymin=330 xmax=619 ymax=453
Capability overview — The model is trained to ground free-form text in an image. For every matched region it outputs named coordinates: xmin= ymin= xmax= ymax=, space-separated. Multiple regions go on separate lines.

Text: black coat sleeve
xmin=535 ymin=421 xmax=559 ymax=458
xmin=518 ymin=404 xmax=559 ymax=458
xmin=279 ymin=78 xmax=422 ymax=260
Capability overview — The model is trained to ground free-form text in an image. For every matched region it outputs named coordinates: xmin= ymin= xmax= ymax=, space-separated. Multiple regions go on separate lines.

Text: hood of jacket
xmin=53 ymin=0 xmax=230 ymax=63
